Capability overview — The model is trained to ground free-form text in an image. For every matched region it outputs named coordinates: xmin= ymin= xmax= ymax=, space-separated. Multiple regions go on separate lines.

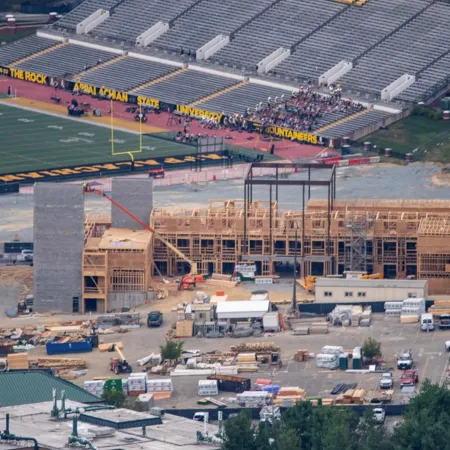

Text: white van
xmin=421 ymin=313 xmax=434 ymax=332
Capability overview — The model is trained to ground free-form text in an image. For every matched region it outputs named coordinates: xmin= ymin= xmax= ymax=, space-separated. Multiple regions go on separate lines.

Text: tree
xmin=221 ymin=411 xmax=256 ymax=450
xmin=101 ymin=389 xmax=126 ymax=408
xmin=277 ymin=429 xmax=301 ymax=450
xmin=361 ymin=338 xmax=382 ymax=362
xmin=160 ymin=339 xmax=184 ymax=363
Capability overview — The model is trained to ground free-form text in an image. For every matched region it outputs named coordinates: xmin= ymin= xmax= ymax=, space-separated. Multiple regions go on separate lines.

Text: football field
xmin=0 ymin=102 xmax=195 ymax=174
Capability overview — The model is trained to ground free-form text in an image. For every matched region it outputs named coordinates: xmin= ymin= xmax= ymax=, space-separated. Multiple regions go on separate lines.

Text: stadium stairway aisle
xmin=10 ymin=41 xmax=67 ymax=67
xmin=188 ymin=80 xmax=249 ymax=107
xmin=128 ymin=66 xmax=187 ymax=93
xmin=0 ymin=97 xmax=167 ymax=134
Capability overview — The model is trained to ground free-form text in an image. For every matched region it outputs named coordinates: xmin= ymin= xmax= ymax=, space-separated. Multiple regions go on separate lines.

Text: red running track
xmin=1 ymin=78 xmax=325 ymax=160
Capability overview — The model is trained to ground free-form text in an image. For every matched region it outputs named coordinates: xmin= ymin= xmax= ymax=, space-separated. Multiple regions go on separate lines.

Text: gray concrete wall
xmin=108 ymin=292 xmax=147 ymax=311
xmin=111 ymin=178 xmax=153 ymax=228
xmin=33 ymin=183 xmax=84 ymax=313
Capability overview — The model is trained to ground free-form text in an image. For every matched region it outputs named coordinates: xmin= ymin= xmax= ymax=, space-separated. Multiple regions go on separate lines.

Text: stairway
xmin=188 ymin=79 xmax=248 ymax=107
xmin=72 ymin=54 xmax=127 ymax=79
xmin=314 ymin=107 xmax=372 ymax=134
xmin=128 ymin=66 xmax=187 ymax=93
xmin=10 ymin=41 xmax=67 ymax=67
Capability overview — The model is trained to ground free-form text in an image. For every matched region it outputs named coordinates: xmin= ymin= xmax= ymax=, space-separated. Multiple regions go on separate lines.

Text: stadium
xmin=1 ymin=0 xmax=450 ymax=184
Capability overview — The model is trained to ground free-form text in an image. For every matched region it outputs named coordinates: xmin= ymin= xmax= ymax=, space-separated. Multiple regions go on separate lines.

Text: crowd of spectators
xmin=248 ymin=86 xmax=365 ymax=133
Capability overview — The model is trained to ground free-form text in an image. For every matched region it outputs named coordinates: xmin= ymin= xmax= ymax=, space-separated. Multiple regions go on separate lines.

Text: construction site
xmin=25 ymin=162 xmax=450 ymax=315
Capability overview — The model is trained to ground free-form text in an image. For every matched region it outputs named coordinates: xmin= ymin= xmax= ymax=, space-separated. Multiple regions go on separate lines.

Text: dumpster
xmin=46 ymin=337 xmax=93 ymax=355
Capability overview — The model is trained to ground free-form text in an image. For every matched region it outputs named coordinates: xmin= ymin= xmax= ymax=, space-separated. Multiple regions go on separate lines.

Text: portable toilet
xmin=339 ymin=353 xmax=348 ymax=370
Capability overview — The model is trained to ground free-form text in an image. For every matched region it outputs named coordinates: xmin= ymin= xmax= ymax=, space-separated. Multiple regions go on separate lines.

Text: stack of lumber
xmin=53 ymin=334 xmax=88 ymax=344
xmin=336 ymin=388 xmax=366 ymax=405
xmin=309 ymin=398 xmax=334 ymax=406
xmin=428 ymin=300 xmax=450 ymax=317
xmin=236 ymin=353 xmax=256 ymax=363
xmin=153 ymin=392 xmax=172 ymax=400
xmin=294 ymin=349 xmax=309 ymax=362
xmin=204 ymin=276 xmax=237 ymax=288
xmin=310 ymin=322 xmax=329 ymax=334
xmin=237 ymin=354 xmax=258 ymax=372
xmin=400 ymin=315 xmax=419 ymax=324
xmin=175 ymin=320 xmax=194 ymax=338
xmin=31 ymin=357 xmax=87 ymax=369
xmin=351 ymin=388 xmax=366 ymax=404
xmin=231 ymin=343 xmax=280 ymax=353
xmin=98 ymin=342 xmax=124 ymax=352
xmin=293 ymin=325 xmax=310 ymax=335
xmin=273 ymin=387 xmax=306 ymax=405
xmin=7 ymin=352 xmax=29 ymax=370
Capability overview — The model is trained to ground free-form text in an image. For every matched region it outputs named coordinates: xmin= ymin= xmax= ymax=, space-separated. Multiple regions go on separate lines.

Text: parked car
xmin=400 ymin=370 xmax=419 ymax=387
xmin=373 ymin=408 xmax=386 ymax=423
xmin=380 ymin=372 xmax=394 ymax=389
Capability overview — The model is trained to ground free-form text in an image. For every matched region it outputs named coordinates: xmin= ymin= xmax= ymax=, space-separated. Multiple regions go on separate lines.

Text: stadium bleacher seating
xmin=92 ymin=0 xmax=197 ymax=42
xmin=55 ymin=0 xmax=119 ymax=30
xmin=196 ymin=83 xmax=292 ymax=116
xmin=340 ymin=2 xmax=450 ymax=95
xmin=15 ymin=44 xmax=118 ymax=77
xmin=396 ymin=52 xmax=450 ymax=103
xmin=76 ymin=57 xmax=179 ymax=91
xmin=275 ymin=0 xmax=429 ymax=82
xmin=320 ymin=109 xmax=392 ymax=138
xmin=134 ymin=70 xmax=240 ymax=105
xmin=210 ymin=0 xmax=344 ymax=69
xmin=0 ymin=35 xmax=60 ymax=66
xmin=151 ymin=0 xmax=275 ymax=52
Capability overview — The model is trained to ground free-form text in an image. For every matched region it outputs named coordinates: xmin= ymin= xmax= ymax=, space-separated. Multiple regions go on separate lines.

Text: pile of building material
xmin=98 ymin=341 xmax=123 ymax=352
xmin=96 ymin=312 xmax=141 ymax=329
xmin=84 ymin=380 xmax=105 ymax=397
xmin=310 ymin=322 xmax=329 ymax=334
xmin=30 ymin=357 xmax=87 ymax=369
xmin=360 ymin=307 xmax=372 ymax=327
xmin=204 ymin=274 xmax=237 ymax=289
xmin=273 ymin=387 xmax=306 ymax=406
xmin=231 ymin=343 xmax=280 ymax=353
xmin=7 ymin=352 xmax=29 ymax=370
xmin=384 ymin=302 xmax=403 ymax=317
xmin=236 ymin=391 xmax=271 ymax=407
xmin=292 ymin=325 xmax=310 ymax=335
xmin=128 ymin=373 xmax=147 ymax=396
xmin=294 ymin=349 xmax=310 ymax=361
xmin=329 ymin=305 xmax=370 ymax=327
xmin=198 ymin=380 xmax=219 ymax=396
xmin=335 ymin=388 xmax=366 ymax=405
xmin=316 ymin=353 xmax=339 ymax=369
xmin=176 ymin=320 xmax=194 ymax=337
xmin=137 ymin=353 xmax=162 ymax=367
xmin=146 ymin=379 xmax=173 ymax=399
xmin=401 ymin=298 xmax=425 ymax=323
xmin=428 ymin=300 xmax=450 ymax=317
xmin=236 ymin=353 xmax=258 ymax=373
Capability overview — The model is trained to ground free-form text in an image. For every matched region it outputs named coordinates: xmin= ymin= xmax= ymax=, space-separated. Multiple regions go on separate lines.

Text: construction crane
xmin=83 ymin=185 xmax=198 ymax=275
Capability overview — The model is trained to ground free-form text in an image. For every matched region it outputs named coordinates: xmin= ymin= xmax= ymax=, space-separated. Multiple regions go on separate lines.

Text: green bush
xmin=412 ymin=105 xmax=443 ymax=121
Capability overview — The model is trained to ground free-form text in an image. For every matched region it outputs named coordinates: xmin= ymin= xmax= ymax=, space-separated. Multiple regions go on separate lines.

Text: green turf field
xmin=0 ymin=103 xmax=199 ymax=174
xmin=361 ymin=115 xmax=450 ymax=163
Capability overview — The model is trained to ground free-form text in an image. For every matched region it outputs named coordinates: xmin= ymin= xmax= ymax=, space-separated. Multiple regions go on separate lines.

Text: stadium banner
xmin=0 ymin=152 xmax=227 ymax=184
xmin=70 ymin=80 xmax=130 ymax=103
xmin=0 ymin=66 xmax=49 ymax=85
xmin=175 ymin=104 xmax=224 ymax=122
xmin=136 ymin=95 xmax=160 ymax=108
xmin=250 ymin=121 xmax=320 ymax=145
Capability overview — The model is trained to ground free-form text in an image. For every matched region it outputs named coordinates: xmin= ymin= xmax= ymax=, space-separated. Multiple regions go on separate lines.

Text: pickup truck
xmin=397 ymin=350 xmax=413 ymax=370
xmin=373 ymin=408 xmax=385 ymax=423
xmin=439 ymin=314 xmax=450 ymax=330
xmin=400 ymin=370 xmax=419 ymax=387
xmin=379 ymin=372 xmax=394 ymax=389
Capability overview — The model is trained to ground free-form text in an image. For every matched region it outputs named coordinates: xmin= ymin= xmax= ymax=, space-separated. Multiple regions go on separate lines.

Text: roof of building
xmin=216 ymin=300 xmax=270 ymax=313
xmin=0 ymin=401 xmax=220 ymax=450
xmin=0 ymin=372 xmax=102 ymax=407
xmin=98 ymin=227 xmax=152 ymax=250
xmin=315 ymin=278 xmax=427 ymax=289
